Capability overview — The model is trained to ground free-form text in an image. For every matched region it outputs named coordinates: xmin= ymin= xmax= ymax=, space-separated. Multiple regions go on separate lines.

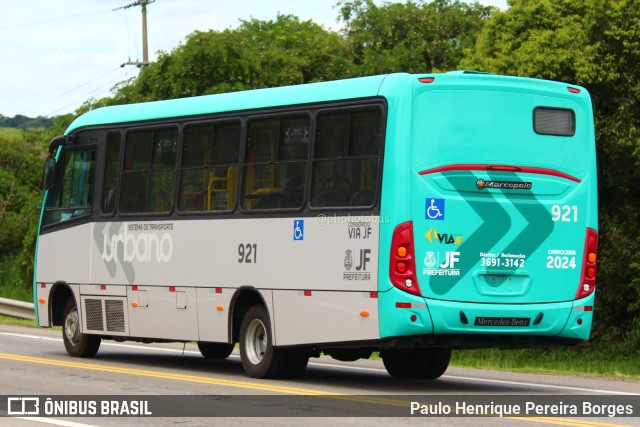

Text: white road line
xmin=2 ymin=331 xmax=637 ymax=396
xmin=440 ymin=374 xmax=639 ymax=396
xmin=15 ymin=417 xmax=99 ymax=427
xmin=0 ymin=332 xmax=201 ymax=354
xmin=304 ymin=361 xmax=639 ymax=396
xmin=0 ymin=332 xmax=59 ymax=342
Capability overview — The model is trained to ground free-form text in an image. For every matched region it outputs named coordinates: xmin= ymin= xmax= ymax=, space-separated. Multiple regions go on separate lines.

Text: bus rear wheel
xmin=62 ymin=298 xmax=101 ymax=358
xmin=424 ymin=348 xmax=452 ymax=379
xmin=282 ymin=348 xmax=309 ymax=378
xmin=197 ymin=342 xmax=234 ymax=359
xmin=239 ymin=305 xmax=290 ymax=378
xmin=382 ymin=347 xmax=451 ymax=379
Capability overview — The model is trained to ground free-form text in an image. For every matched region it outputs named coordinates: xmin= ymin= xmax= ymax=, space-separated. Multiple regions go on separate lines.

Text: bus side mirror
xmin=43 ymin=157 xmax=56 ymax=189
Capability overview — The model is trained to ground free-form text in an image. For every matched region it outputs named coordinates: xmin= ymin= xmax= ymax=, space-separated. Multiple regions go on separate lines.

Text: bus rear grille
xmin=105 ymin=299 xmax=125 ymax=332
xmin=84 ymin=298 xmax=104 ymax=331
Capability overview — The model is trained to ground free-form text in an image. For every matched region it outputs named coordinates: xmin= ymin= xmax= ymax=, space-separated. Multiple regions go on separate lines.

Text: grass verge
xmin=451 ymin=344 xmax=640 ymax=380
xmin=0 ymin=281 xmax=32 ymax=302
xmin=0 ymin=314 xmax=37 ymax=327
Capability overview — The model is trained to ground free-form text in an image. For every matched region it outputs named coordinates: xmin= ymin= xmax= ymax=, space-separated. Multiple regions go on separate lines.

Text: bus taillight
xmin=390 ymin=221 xmax=421 ymax=296
xmin=576 ymin=228 xmax=598 ymax=299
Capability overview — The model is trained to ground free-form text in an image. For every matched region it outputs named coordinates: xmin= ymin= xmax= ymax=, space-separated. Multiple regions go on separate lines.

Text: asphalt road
xmin=1 ymin=324 xmax=638 ymax=427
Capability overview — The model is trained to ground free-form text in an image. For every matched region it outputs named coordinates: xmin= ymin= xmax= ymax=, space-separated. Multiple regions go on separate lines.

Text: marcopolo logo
xmin=476 ymin=179 xmax=532 ymax=190
xmin=101 ymin=223 xmax=174 ymax=263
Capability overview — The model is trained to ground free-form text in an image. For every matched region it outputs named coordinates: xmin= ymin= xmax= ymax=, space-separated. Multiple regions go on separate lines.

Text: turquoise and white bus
xmin=35 ymin=71 xmax=598 ymax=379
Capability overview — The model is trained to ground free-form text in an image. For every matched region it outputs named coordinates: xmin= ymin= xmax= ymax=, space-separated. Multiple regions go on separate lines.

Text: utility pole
xmin=115 ymin=0 xmax=156 ymax=67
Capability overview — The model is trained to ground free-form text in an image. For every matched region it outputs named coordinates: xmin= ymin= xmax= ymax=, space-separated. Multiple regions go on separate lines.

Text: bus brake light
xmin=390 ymin=221 xmax=421 ymax=296
xmin=396 ymin=262 xmax=407 ymax=274
xmin=575 ymin=228 xmax=598 ymax=299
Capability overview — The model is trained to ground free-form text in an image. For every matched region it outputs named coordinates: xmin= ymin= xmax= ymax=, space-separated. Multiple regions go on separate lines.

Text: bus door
xmin=36 ymin=131 xmax=99 ymax=294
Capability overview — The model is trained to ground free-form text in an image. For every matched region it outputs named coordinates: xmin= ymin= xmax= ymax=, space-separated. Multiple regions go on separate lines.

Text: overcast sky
xmin=0 ymin=0 xmax=508 ymax=118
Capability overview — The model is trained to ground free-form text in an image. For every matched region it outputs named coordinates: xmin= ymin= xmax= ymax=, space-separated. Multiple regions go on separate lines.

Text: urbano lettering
xmin=102 ymin=227 xmax=173 ymax=263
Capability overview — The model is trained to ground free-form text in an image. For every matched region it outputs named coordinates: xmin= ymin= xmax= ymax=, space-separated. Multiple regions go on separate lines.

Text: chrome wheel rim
xmin=245 ymin=318 xmax=267 ymax=365
xmin=64 ymin=307 xmax=81 ymax=346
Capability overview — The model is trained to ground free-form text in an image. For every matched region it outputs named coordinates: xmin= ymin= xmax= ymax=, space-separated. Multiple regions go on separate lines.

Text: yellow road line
xmin=0 ymin=352 xmax=635 ymax=427
xmin=516 ymin=417 xmax=634 ymax=427
xmin=0 ymin=353 xmax=400 ymax=405
xmin=0 ymin=352 xmax=335 ymax=395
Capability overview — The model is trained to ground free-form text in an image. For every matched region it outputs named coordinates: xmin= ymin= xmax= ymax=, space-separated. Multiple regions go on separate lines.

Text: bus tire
xmin=282 ymin=348 xmax=309 ymax=378
xmin=421 ymin=348 xmax=452 ymax=379
xmin=197 ymin=342 xmax=234 ymax=359
xmin=382 ymin=348 xmax=425 ymax=379
xmin=62 ymin=298 xmax=101 ymax=358
xmin=239 ymin=305 xmax=288 ymax=378
xmin=382 ymin=348 xmax=451 ymax=380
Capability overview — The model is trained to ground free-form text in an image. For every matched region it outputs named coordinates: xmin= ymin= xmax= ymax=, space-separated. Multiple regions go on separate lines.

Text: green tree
xmin=0 ymin=127 xmax=48 ymax=292
xmin=0 ymin=114 xmax=53 ymax=129
xmin=0 ymin=113 xmax=72 ymax=298
xmin=462 ymin=0 xmax=640 ymax=341
xmin=338 ymin=0 xmax=494 ymax=74
xmin=112 ymin=14 xmax=355 ymax=103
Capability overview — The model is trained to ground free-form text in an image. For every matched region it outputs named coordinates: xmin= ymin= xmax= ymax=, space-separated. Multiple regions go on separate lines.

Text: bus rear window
xmin=534 ymin=107 xmax=575 ymax=136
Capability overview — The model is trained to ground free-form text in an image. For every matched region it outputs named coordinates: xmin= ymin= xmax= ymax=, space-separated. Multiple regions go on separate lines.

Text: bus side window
xmin=120 ymin=127 xmax=178 ymax=214
xmin=311 ymin=109 xmax=382 ymax=208
xmin=43 ymin=148 xmax=96 ymax=226
xmin=101 ymin=132 xmax=121 ymax=215
xmin=178 ymin=122 xmax=241 ymax=212
xmin=241 ymin=115 xmax=309 ymax=211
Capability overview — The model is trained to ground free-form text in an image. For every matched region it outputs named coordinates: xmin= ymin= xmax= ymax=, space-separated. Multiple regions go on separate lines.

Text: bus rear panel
xmin=378 ymin=73 xmax=597 ymax=347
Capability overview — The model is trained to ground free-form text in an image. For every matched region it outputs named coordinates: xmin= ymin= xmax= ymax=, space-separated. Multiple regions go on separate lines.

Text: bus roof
xmin=65 ymin=74 xmax=392 ymax=134
xmin=65 ymin=71 xmax=589 ymax=135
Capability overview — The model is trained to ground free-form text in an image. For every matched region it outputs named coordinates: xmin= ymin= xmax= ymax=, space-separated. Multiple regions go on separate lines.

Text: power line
xmin=114 ymin=5 xmax=141 ymax=63
xmin=0 ymin=66 xmax=137 ymax=126
xmin=1 ymin=2 xmax=155 ymax=121
xmin=19 ymin=67 xmax=124 ymax=116
xmin=115 ymin=0 xmax=155 ymax=67
xmin=44 ymin=67 xmax=138 ymax=117
xmin=0 ymin=8 xmax=113 ymax=31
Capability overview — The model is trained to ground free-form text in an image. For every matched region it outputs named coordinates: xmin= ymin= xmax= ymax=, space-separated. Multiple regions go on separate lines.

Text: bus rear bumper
xmin=379 ymin=287 xmax=594 ymax=343
xmin=428 ymin=293 xmax=594 ymax=341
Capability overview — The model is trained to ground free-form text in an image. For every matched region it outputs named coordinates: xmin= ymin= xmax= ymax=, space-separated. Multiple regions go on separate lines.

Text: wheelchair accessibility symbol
xmin=425 ymin=198 xmax=445 ymax=220
xmin=293 ymin=220 xmax=304 ymax=240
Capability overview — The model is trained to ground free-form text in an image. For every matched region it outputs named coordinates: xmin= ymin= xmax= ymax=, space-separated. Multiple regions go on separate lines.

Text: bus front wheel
xmin=239 ymin=305 xmax=289 ymax=378
xmin=62 ymin=298 xmax=101 ymax=358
